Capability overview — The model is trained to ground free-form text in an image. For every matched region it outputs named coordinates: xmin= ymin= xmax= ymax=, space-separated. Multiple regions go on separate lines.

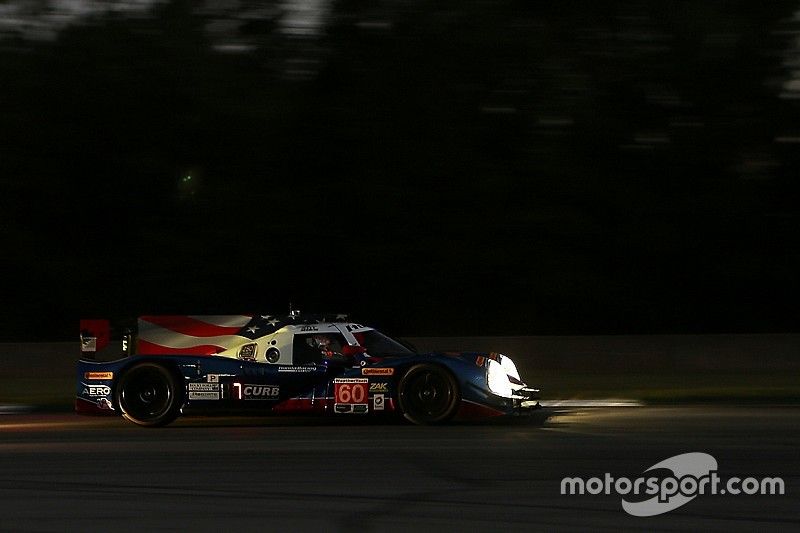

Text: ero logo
xmin=82 ymin=384 xmax=111 ymax=397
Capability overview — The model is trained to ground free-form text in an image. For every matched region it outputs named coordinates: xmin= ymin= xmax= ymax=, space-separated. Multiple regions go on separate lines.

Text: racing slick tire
xmin=116 ymin=362 xmax=182 ymax=427
xmin=397 ymin=364 xmax=460 ymax=425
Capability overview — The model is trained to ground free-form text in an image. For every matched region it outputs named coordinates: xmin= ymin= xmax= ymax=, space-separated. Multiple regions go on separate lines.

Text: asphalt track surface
xmin=0 ymin=407 xmax=798 ymax=532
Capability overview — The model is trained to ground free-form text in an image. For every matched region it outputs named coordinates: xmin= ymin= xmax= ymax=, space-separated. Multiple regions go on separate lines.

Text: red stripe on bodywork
xmin=273 ymin=397 xmax=397 ymax=415
xmin=272 ymin=398 xmax=323 ymax=414
xmin=137 ymin=340 xmax=221 ymax=355
xmin=138 ymin=315 xmax=246 ymax=337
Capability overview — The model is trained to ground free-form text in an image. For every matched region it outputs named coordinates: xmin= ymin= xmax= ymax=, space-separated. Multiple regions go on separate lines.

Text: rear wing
xmin=79 ymin=315 xmax=258 ymax=359
xmin=80 ymin=313 xmax=350 ymax=359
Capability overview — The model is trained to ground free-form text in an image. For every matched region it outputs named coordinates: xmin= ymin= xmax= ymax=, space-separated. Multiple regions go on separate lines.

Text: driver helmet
xmin=312 ymin=335 xmax=331 ymax=348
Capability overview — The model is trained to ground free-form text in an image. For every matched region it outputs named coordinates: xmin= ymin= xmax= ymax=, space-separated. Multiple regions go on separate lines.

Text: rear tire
xmin=397 ymin=364 xmax=460 ymax=425
xmin=116 ymin=363 xmax=181 ymax=427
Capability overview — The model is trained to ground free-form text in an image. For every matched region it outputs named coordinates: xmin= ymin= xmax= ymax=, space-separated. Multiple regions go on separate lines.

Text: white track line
xmin=542 ymin=399 xmax=644 ymax=408
xmin=0 ymin=404 xmax=35 ymax=415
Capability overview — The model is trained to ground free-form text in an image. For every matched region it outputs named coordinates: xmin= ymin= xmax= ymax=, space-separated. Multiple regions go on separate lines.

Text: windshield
xmin=353 ymin=330 xmax=415 ymax=357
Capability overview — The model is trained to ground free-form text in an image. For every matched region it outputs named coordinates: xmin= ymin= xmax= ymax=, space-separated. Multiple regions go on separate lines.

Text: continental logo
xmin=362 ymin=368 xmax=394 ymax=376
xmin=85 ymin=372 xmax=113 ymax=380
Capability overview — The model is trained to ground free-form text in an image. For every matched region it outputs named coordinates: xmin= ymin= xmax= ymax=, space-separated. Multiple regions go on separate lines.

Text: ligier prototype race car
xmin=76 ymin=313 xmax=539 ymax=426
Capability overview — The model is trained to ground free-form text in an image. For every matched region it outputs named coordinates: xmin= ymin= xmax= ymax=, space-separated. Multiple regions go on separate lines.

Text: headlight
xmin=499 ymin=354 xmax=520 ymax=382
xmin=486 ymin=359 xmax=513 ymax=398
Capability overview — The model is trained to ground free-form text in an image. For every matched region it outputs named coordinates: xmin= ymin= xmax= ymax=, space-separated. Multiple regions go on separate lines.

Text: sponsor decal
xmin=475 ymin=355 xmax=486 ymax=367
xmin=85 ymin=372 xmax=113 ymax=380
xmin=373 ymin=393 xmax=385 ymax=411
xmin=334 ymin=378 xmax=369 ymax=414
xmin=188 ymin=391 xmax=220 ymax=400
xmin=362 ymin=368 xmax=394 ymax=376
xmin=205 ymin=373 xmax=236 ymax=381
xmin=188 ymin=382 xmax=219 ymax=392
xmin=300 ymin=325 xmax=319 ymax=332
xmin=97 ymin=398 xmax=113 ymax=410
xmin=233 ymin=383 xmax=280 ymax=400
xmin=278 ymin=366 xmax=317 ymax=373
xmin=335 ymin=404 xmax=368 ymax=414
xmin=81 ymin=383 xmax=111 ymax=397
xmin=369 ymin=382 xmax=388 ymax=393
xmin=238 ymin=343 xmax=257 ymax=361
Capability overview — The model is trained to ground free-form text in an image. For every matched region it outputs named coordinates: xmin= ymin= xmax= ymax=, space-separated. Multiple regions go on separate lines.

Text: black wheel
xmin=116 ymin=363 xmax=181 ymax=427
xmin=397 ymin=364 xmax=460 ymax=425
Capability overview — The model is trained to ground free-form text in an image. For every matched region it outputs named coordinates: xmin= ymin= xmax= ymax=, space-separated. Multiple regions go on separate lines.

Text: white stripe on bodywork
xmin=138 ymin=326 xmax=247 ymax=349
xmin=186 ymin=315 xmax=253 ymax=327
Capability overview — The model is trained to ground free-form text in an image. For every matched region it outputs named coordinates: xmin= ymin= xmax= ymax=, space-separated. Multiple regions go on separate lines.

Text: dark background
xmin=1 ymin=1 xmax=798 ymax=341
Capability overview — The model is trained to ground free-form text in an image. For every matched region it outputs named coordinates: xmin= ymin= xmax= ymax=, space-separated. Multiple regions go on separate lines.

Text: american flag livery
xmin=137 ymin=315 xmax=279 ymax=355
xmin=76 ymin=313 xmax=542 ymax=426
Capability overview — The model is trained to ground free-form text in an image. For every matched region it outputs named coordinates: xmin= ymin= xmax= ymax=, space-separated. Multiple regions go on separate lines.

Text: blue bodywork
xmin=76 ymin=351 xmax=521 ymax=421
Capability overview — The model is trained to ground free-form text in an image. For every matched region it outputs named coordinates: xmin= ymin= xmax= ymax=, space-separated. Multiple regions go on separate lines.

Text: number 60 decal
xmin=334 ymin=378 xmax=368 ymax=404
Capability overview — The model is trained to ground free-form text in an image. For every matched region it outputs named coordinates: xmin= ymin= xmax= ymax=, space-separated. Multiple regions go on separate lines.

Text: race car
xmin=76 ymin=312 xmax=540 ymax=426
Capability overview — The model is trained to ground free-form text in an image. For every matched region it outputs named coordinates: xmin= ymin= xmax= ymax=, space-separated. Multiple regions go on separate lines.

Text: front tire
xmin=397 ymin=364 xmax=460 ymax=425
xmin=116 ymin=363 xmax=181 ymax=427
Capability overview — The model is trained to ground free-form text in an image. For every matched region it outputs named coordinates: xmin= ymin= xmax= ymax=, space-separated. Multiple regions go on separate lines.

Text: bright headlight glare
xmin=486 ymin=359 xmax=513 ymax=398
xmin=499 ymin=355 xmax=520 ymax=382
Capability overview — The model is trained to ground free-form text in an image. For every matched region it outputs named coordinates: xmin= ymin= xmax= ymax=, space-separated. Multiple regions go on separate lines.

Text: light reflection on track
xmin=0 ymin=407 xmax=798 ymax=531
